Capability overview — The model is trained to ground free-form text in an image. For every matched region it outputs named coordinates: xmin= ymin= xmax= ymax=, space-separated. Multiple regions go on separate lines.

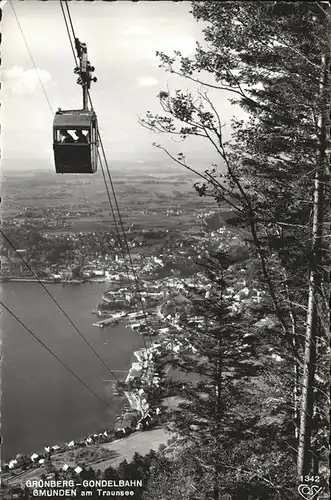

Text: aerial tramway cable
xmin=96 ymin=150 xmax=149 ymax=342
xmin=98 ymin=135 xmax=154 ymax=342
xmin=0 ymin=229 xmax=122 ymax=383
xmin=59 ymin=0 xmax=127 ymax=260
xmin=97 ymin=150 xmax=143 ymax=299
xmin=59 ymin=0 xmax=138 ymax=287
xmin=9 ymin=0 xmax=90 ymax=206
xmin=9 ymin=0 xmax=154 ymax=379
xmin=0 ymin=300 xmax=114 ymax=410
xmin=9 ymin=0 xmax=53 ymax=114
xmin=60 ymin=0 xmax=154 ymax=348
xmin=61 ymin=1 xmax=196 ymax=399
xmin=5 ymin=2 xmax=122 ymax=384
xmin=59 ymin=0 xmax=78 ymax=67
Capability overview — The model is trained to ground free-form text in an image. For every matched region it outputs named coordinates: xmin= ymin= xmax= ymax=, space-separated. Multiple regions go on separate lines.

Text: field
xmin=2 ymin=427 xmax=170 ymax=487
xmin=1 ymin=164 xmax=214 ymax=233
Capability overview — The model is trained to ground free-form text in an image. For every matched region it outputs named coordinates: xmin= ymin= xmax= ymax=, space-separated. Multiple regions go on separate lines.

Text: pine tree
xmin=142 ymin=451 xmax=195 ymax=500
xmin=140 ymin=1 xmax=330 ymax=480
xmin=103 ymin=464 xmax=119 ymax=480
xmin=157 ymin=251 xmax=298 ymax=498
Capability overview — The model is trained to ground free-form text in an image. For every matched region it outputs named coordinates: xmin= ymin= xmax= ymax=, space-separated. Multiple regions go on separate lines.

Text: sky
xmin=0 ymin=0 xmax=242 ymax=173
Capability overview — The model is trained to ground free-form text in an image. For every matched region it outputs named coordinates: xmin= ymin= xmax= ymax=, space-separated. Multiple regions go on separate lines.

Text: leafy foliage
xmin=140 ymin=1 xmax=330 ymax=481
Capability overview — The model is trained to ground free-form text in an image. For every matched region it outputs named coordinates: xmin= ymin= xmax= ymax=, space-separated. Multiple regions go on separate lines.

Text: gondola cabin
xmin=53 ymin=109 xmax=98 ymax=174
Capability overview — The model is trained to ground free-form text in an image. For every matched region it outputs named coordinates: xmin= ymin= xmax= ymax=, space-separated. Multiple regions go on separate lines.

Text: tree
xmin=130 ymin=452 xmax=152 ymax=481
xmin=160 ymin=250 xmax=299 ymax=498
xmin=142 ymin=452 xmax=195 ymax=500
xmin=103 ymin=464 xmax=119 ymax=481
xmin=72 ymin=266 xmax=82 ymax=279
xmin=44 ymin=457 xmax=54 ymax=475
xmin=140 ymin=1 xmax=330 ymax=480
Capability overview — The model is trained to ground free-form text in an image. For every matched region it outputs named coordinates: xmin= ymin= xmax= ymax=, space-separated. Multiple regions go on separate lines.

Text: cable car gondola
xmin=53 ymin=109 xmax=98 ymax=174
xmin=53 ymin=38 xmax=98 ymax=174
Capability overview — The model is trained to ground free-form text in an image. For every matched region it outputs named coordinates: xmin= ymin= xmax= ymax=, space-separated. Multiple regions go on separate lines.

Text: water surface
xmin=0 ymin=282 xmax=145 ymax=461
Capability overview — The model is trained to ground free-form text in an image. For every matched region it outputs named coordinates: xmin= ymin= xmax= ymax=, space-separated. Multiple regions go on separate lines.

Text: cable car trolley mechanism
xmin=53 ymin=38 xmax=98 ymax=174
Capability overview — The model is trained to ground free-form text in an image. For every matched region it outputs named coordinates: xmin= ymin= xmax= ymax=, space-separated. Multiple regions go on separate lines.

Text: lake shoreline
xmin=1 ymin=281 xmax=146 ymax=461
xmin=2 ymin=343 xmax=159 ymax=476
xmin=0 ymin=278 xmax=105 ymax=284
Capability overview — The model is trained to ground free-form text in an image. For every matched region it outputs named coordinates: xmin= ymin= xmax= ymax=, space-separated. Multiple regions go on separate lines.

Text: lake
xmin=0 ymin=282 xmax=145 ymax=461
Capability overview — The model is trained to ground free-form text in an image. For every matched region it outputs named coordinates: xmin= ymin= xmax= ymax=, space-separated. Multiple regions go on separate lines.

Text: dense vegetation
xmin=139 ymin=2 xmax=330 ymax=498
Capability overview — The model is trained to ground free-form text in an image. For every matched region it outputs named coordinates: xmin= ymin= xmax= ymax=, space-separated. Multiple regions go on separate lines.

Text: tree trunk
xmin=297 ymin=270 xmax=318 ymax=477
xmin=297 ymin=35 xmax=330 ymax=476
xmin=286 ymin=284 xmax=299 ymax=440
xmin=213 ymin=304 xmax=223 ymax=500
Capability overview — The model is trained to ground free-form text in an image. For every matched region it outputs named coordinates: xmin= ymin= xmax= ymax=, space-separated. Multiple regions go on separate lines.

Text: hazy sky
xmin=0 ymin=0 xmax=241 ymax=172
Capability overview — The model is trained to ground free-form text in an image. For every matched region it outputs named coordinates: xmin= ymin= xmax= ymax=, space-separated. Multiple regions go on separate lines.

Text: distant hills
xmin=0 ymin=157 xmax=223 ymax=178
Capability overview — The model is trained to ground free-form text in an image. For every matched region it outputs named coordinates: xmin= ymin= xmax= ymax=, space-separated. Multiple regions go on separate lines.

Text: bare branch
xmin=152 ymin=143 xmax=210 ymax=183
